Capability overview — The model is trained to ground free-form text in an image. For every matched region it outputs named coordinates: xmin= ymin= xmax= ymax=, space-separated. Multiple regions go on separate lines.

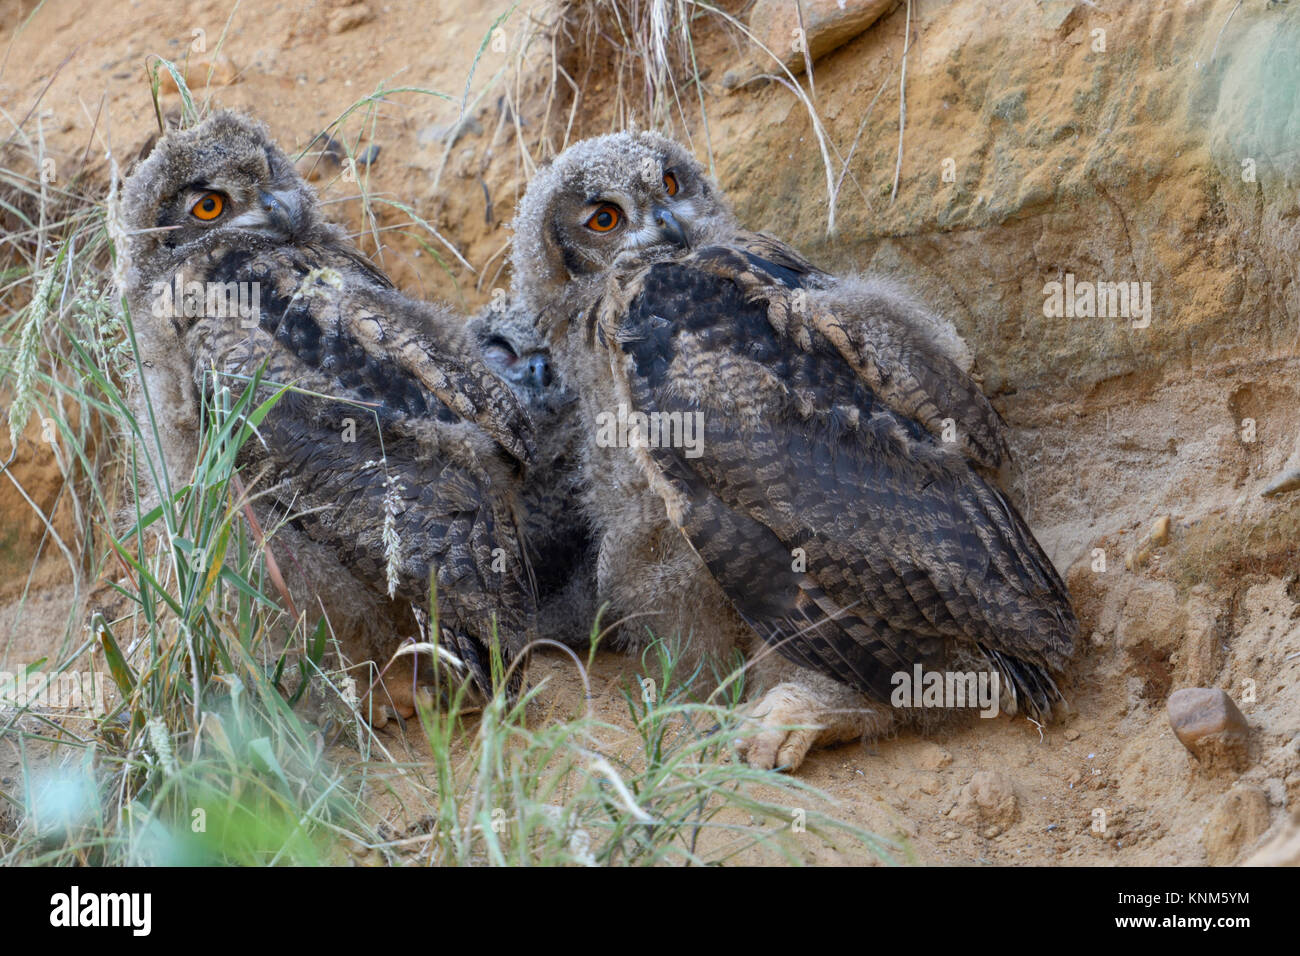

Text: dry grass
xmin=495 ymin=0 xmax=903 ymax=234
xmin=1165 ymin=500 xmax=1300 ymax=595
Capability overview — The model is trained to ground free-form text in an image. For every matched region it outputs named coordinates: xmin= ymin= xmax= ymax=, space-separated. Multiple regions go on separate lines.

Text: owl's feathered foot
xmin=735 ymin=681 xmax=888 ymax=772
xmin=736 ymin=683 xmax=825 ymax=771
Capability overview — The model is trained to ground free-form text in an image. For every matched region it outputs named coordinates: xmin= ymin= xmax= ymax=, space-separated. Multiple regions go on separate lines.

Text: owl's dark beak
xmin=653 ymin=206 xmax=690 ymax=249
xmin=525 ymin=353 xmax=553 ymax=390
xmin=258 ymin=188 xmax=302 ymax=237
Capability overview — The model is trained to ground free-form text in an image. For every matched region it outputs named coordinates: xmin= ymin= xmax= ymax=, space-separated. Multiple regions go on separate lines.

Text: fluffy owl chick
xmin=467 ymin=300 xmax=596 ymax=647
xmin=509 ymin=130 xmax=1077 ymax=771
xmin=122 ymin=110 xmax=536 ymax=719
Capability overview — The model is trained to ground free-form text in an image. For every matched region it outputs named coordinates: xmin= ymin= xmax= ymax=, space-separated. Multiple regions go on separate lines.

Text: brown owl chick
xmin=121 ymin=110 xmax=536 ymax=721
xmin=467 ymin=299 xmax=596 ymax=648
xmin=509 ymin=131 xmax=1077 ymax=771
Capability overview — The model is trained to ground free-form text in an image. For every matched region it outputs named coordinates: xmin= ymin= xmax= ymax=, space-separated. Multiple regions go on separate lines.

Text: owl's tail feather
xmin=980 ymin=645 xmax=1065 ymax=721
xmin=429 ymin=485 xmax=535 ymax=703
xmin=445 ymin=622 xmax=524 ymax=703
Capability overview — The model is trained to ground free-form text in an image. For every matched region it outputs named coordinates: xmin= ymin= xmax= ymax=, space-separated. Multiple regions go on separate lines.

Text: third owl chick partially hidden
xmin=121 ymin=110 xmax=537 ymax=722
xmin=509 ymin=130 xmax=1079 ymax=771
xmin=467 ymin=300 xmax=597 ymax=648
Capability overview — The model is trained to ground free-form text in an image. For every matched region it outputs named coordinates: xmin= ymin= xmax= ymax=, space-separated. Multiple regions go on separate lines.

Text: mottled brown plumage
xmin=468 ymin=300 xmax=596 ymax=646
xmin=121 ymin=110 xmax=536 ymax=718
xmin=510 ymin=131 xmax=1077 ymax=770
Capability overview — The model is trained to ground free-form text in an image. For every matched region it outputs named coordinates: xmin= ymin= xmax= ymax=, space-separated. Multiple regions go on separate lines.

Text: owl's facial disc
xmin=566 ymin=161 xmax=701 ymax=274
xmin=160 ymin=145 xmax=307 ymax=252
xmin=481 ymin=335 xmax=554 ymax=392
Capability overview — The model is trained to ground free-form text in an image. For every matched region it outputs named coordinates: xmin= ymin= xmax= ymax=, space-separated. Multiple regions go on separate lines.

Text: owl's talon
xmin=735 ymin=683 xmax=825 ymax=772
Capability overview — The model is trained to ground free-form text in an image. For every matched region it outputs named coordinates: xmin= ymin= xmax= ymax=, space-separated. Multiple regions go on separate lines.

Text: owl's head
xmin=509 ymin=131 xmax=734 ymax=310
xmin=122 ymin=110 xmax=331 ymax=284
xmin=467 ymin=300 xmax=572 ymax=421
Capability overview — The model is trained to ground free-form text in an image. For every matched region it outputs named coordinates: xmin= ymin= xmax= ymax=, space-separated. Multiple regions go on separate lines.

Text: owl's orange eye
xmin=191 ymin=191 xmax=225 ymax=221
xmin=663 ymin=171 xmax=679 ymax=196
xmin=586 ymin=203 xmax=622 ymax=232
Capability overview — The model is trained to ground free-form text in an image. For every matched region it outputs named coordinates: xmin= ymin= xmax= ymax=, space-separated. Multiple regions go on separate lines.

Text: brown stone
xmin=328 ymin=3 xmax=374 ymax=35
xmin=1167 ymin=687 xmax=1249 ymax=772
xmin=1244 ymin=812 xmax=1300 ymax=866
xmin=1178 ymin=590 xmax=1222 ymax=687
xmin=915 ymin=742 xmax=953 ymax=771
xmin=1118 ymin=580 xmax=1184 ymax=700
xmin=952 ymin=770 xmax=1018 ymax=829
xmin=731 ymin=0 xmax=893 ymax=84
xmin=1203 ymin=785 xmax=1271 ymax=865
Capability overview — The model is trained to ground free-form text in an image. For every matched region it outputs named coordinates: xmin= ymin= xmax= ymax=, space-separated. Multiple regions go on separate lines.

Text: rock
xmin=1285 ymin=772 xmax=1300 ymax=810
xmin=206 ymin=55 xmax=239 ymax=87
xmin=952 ymin=771 xmax=1018 ymax=829
xmin=729 ymin=0 xmax=893 ymax=86
xmin=1039 ymin=0 xmax=1086 ymax=33
xmin=1243 ymin=812 xmax=1300 ymax=866
xmin=1262 ymin=467 xmax=1300 ymax=498
xmin=328 ymin=3 xmax=374 ymax=35
xmin=1177 ymin=590 xmax=1222 ymax=686
xmin=1149 ymin=514 xmax=1171 ymax=546
xmin=1203 ymin=785 xmax=1271 ymax=865
xmin=1125 ymin=514 xmax=1172 ymax=570
xmin=297 ymin=138 xmax=379 ymax=180
xmin=1064 ymin=728 xmax=1080 ymax=741
xmin=1167 ymin=688 xmax=1249 ymax=772
xmin=418 ymin=116 xmax=483 ymax=148
xmin=318 ymin=136 xmax=345 ymax=164
xmin=297 ymin=135 xmax=343 ymax=181
xmin=915 ymin=743 xmax=953 ymax=771
xmin=1116 ymin=580 xmax=1184 ymax=700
